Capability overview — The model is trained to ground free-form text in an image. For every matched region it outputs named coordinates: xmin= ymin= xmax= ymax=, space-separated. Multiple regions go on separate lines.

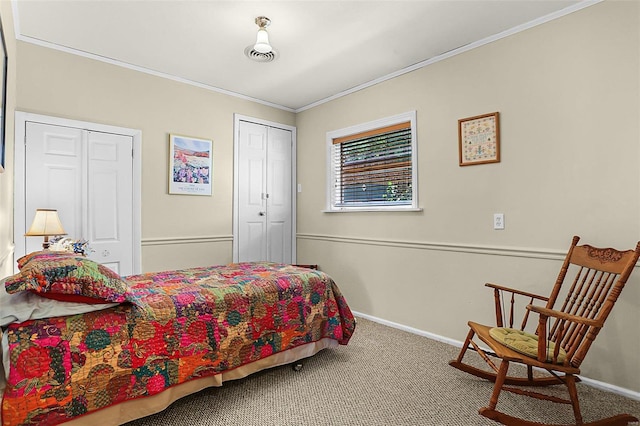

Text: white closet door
xmin=25 ymin=122 xmax=83 ymax=255
xmin=237 ymin=121 xmax=268 ymax=262
xmin=236 ymin=120 xmax=293 ymax=263
xmin=23 ymin=122 xmax=134 ymax=275
xmin=85 ymin=131 xmax=134 ymax=275
xmin=266 ymin=126 xmax=292 ymax=263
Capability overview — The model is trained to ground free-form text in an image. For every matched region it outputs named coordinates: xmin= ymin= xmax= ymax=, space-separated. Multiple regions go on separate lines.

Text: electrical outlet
xmin=493 ymin=213 xmax=505 ymax=230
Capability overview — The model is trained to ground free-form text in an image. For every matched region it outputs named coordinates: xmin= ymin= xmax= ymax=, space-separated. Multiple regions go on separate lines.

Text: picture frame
xmin=0 ymin=21 xmax=8 ymax=172
xmin=458 ymin=112 xmax=500 ymax=166
xmin=169 ymin=134 xmax=213 ymax=196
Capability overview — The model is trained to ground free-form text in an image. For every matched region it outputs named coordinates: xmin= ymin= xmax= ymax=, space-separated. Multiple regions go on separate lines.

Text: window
xmin=326 ymin=111 xmax=419 ymax=212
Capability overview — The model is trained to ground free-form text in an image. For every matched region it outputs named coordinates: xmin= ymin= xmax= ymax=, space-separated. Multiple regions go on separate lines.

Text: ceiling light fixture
xmin=253 ymin=16 xmax=272 ymax=54
xmin=245 ymin=16 xmax=278 ymax=63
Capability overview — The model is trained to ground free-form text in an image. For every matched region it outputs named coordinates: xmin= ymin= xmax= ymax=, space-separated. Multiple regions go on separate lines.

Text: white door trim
xmin=14 ymin=111 xmax=142 ymax=274
xmin=232 ymin=114 xmax=297 ymax=263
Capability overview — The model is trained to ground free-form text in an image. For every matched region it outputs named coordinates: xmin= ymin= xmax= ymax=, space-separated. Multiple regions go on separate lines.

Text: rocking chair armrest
xmin=485 ymin=283 xmax=549 ymax=302
xmin=526 ymin=305 xmax=601 ymax=328
xmin=526 ymin=304 xmax=603 ymax=364
xmin=485 ymin=283 xmax=550 ymax=328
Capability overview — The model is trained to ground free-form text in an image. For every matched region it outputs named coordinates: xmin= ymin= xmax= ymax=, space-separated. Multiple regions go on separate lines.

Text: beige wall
xmin=14 ymin=42 xmax=295 ymax=272
xmin=296 ymin=1 xmax=640 ymax=392
xmin=1 ymin=0 xmax=638 ymax=394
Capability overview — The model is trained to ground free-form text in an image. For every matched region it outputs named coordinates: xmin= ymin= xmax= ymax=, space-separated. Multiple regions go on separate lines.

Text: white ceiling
xmin=13 ymin=0 xmax=592 ymax=112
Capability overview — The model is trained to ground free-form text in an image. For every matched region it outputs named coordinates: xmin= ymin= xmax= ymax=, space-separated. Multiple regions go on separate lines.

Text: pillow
xmin=4 ymin=252 xmax=129 ymax=303
xmin=0 ymin=276 xmax=118 ymax=327
xmin=16 ymin=250 xmax=77 ymax=270
xmin=489 ymin=327 xmax=567 ymax=364
xmin=31 ymin=291 xmax=111 ymax=304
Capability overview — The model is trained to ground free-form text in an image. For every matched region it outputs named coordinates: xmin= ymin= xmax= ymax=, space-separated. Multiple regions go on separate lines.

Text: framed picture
xmin=458 ymin=112 xmax=500 ymax=166
xmin=169 ymin=134 xmax=213 ymax=196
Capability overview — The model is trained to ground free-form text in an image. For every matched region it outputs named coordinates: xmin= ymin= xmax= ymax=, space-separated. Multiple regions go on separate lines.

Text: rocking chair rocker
xmin=449 ymin=236 xmax=640 ymax=426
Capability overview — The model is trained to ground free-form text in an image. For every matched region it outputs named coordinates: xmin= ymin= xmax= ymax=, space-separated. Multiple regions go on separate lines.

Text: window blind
xmin=331 ymin=121 xmax=412 ymax=207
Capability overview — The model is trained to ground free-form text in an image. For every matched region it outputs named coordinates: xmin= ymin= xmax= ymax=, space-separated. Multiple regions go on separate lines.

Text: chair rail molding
xmin=297 ymin=233 xmax=570 ymax=261
xmin=142 ymin=235 xmax=233 ymax=247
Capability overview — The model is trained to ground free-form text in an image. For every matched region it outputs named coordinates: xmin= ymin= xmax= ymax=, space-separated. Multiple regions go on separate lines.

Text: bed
xmin=0 ymin=251 xmax=356 ymax=426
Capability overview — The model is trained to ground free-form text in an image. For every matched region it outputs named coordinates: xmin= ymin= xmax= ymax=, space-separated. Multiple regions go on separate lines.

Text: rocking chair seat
xmin=469 ymin=321 xmax=580 ymax=375
xmin=489 ymin=327 xmax=567 ymax=364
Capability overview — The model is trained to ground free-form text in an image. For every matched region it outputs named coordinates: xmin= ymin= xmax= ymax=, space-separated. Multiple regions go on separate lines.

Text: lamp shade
xmin=25 ymin=209 xmax=67 ymax=237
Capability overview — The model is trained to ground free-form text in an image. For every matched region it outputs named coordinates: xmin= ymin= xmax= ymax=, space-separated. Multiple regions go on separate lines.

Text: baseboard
xmin=353 ymin=310 xmax=464 ymax=348
xmin=351 ymin=310 xmax=640 ymax=402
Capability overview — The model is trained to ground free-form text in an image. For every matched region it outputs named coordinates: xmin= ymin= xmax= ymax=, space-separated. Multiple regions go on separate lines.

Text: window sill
xmin=322 ymin=207 xmax=423 ymax=213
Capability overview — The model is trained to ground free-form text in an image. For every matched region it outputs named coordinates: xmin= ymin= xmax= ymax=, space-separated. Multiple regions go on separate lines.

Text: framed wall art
xmin=458 ymin=112 xmax=500 ymax=166
xmin=169 ymin=134 xmax=213 ymax=196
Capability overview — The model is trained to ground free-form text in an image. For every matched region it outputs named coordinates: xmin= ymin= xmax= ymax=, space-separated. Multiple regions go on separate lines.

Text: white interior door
xmin=24 ymin=123 xmax=83 ymax=255
xmin=266 ymin=127 xmax=293 ymax=263
xmin=235 ymin=118 xmax=294 ymax=263
xmin=237 ymin=121 xmax=268 ymax=262
xmin=20 ymin=121 xmax=134 ymax=275
xmin=85 ymin=131 xmax=134 ymax=275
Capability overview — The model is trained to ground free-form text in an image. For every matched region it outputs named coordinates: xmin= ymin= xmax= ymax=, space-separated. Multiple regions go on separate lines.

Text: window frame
xmin=325 ymin=111 xmax=420 ymax=212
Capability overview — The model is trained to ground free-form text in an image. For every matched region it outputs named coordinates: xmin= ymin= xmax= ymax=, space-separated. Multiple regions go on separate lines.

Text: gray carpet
xmin=126 ymin=318 xmax=640 ymax=425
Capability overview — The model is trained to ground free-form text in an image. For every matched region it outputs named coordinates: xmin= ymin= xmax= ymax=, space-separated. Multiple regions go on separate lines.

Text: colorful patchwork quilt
xmin=1 ymin=262 xmax=355 ymax=426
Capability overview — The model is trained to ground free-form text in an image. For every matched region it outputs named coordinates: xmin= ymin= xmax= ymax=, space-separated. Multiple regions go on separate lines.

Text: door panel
xmin=248 ymin=159 xmax=264 ymax=206
xmin=245 ymin=221 xmax=267 ymax=261
xmin=268 ymin=221 xmax=286 ymax=263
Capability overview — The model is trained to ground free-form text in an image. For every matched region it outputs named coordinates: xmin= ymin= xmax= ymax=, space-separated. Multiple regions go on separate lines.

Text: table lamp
xmin=25 ymin=208 xmax=67 ymax=249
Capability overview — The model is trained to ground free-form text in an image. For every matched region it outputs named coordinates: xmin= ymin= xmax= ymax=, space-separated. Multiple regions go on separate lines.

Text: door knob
xmin=259 ymin=211 xmax=266 ymax=216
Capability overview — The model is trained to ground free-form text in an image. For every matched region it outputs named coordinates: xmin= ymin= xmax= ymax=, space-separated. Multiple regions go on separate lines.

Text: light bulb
xmin=254 ymin=28 xmax=272 ymax=53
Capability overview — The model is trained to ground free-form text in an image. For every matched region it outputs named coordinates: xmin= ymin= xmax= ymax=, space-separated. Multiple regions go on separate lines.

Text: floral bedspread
xmin=1 ymin=263 xmax=355 ymax=426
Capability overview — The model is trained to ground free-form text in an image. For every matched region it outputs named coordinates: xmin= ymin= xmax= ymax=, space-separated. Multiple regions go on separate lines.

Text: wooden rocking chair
xmin=449 ymin=236 xmax=640 ymax=426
